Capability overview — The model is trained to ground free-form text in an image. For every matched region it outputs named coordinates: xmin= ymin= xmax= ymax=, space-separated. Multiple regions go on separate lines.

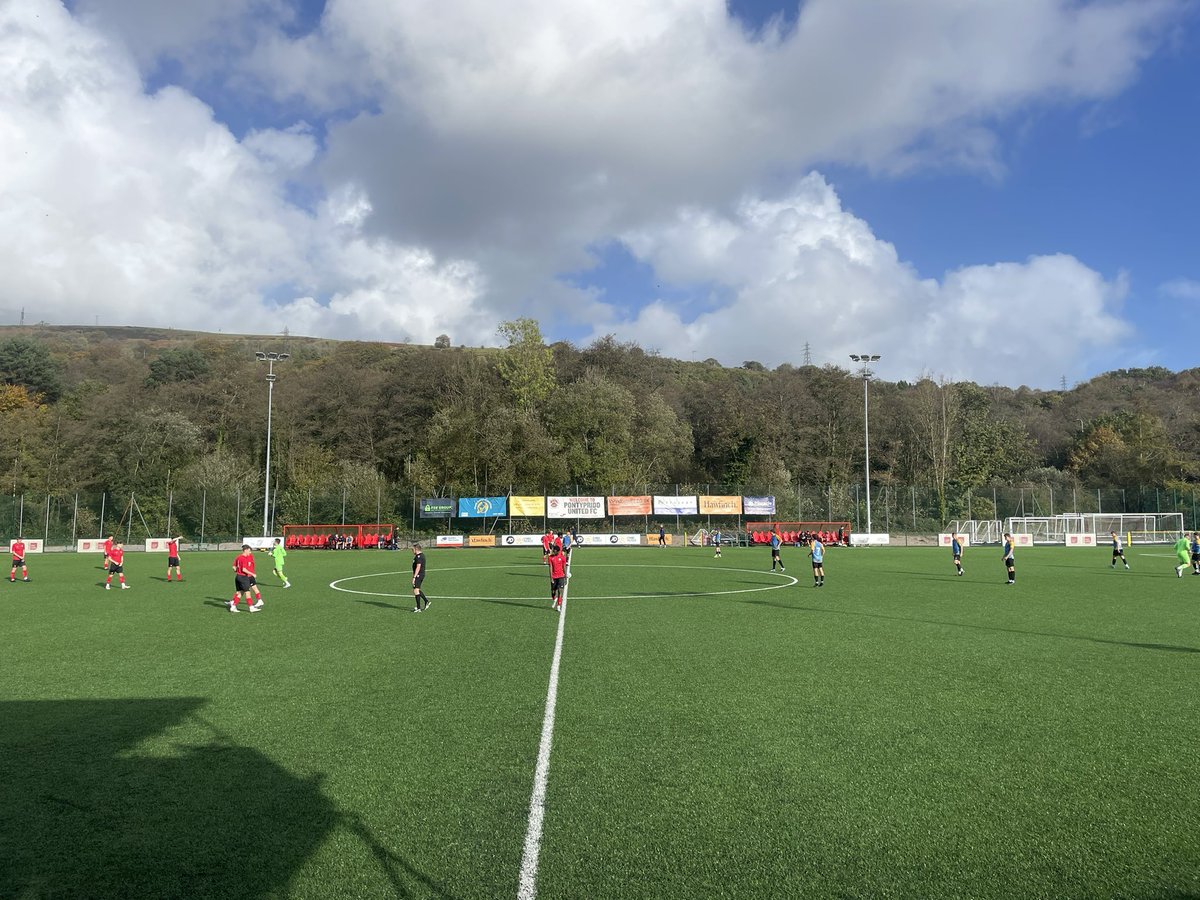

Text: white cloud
xmin=596 ymin=175 xmax=1130 ymax=387
xmin=1160 ymin=278 xmax=1200 ymax=301
xmin=0 ymin=0 xmax=1184 ymax=380
xmin=0 ymin=0 xmax=490 ymax=346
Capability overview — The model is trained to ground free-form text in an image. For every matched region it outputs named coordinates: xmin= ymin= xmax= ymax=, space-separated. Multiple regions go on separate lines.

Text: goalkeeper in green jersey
xmin=1175 ymin=535 xmax=1191 ymax=578
xmin=269 ymin=537 xmax=291 ymax=588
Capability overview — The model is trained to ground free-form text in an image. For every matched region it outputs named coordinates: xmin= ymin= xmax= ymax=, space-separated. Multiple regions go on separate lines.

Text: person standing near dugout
xmin=231 ymin=544 xmax=263 ymax=612
xmin=105 ymin=540 xmax=129 ymax=590
xmin=770 ymin=529 xmax=785 ymax=572
xmin=411 ymin=544 xmax=429 ymax=612
xmin=10 ymin=538 xmax=29 ymax=582
xmin=810 ymin=535 xmax=825 ymax=587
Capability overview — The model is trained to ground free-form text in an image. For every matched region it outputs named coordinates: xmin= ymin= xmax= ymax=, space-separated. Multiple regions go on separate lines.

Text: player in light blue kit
xmin=810 ymin=536 xmax=825 ymax=587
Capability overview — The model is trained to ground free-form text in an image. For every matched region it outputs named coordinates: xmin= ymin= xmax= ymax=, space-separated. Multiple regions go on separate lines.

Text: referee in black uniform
xmin=411 ymin=544 xmax=430 ymax=612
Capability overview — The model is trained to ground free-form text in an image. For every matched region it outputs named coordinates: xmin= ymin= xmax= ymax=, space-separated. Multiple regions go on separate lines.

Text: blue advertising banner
xmin=420 ymin=498 xmax=455 ymax=518
xmin=742 ymin=496 xmax=776 ymax=515
xmin=457 ymin=496 xmax=508 ymax=518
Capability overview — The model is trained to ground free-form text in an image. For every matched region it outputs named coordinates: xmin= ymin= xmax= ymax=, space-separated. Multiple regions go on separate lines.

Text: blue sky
xmin=3 ymin=0 xmax=1198 ymax=387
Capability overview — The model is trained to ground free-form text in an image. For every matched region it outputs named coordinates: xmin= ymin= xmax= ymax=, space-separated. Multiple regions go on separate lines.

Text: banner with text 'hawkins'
xmin=457 ymin=497 xmax=507 ymax=518
xmin=547 ymin=496 xmax=605 ymax=519
xmin=742 ymin=496 xmax=777 ymax=515
xmin=699 ymin=495 xmax=742 ymax=515
xmin=653 ymin=495 xmax=699 ymax=516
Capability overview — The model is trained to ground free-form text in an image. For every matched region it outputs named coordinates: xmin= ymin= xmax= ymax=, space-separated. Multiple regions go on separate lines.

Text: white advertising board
xmin=77 ymin=538 xmax=107 ymax=553
xmin=939 ymin=534 xmax=971 ymax=547
xmin=1064 ymin=533 xmax=1096 ymax=547
xmin=575 ymin=533 xmax=641 ymax=546
xmin=10 ymin=538 xmax=43 ymax=554
xmin=435 ymin=535 xmax=465 ymax=547
xmin=849 ymin=533 xmax=891 ymax=547
xmin=546 ymin=496 xmax=605 ymax=519
xmin=498 ymin=534 xmax=543 ymax=547
xmin=241 ymin=536 xmax=279 ymax=550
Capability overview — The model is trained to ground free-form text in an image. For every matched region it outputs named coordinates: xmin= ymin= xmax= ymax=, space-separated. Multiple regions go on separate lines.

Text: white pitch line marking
xmin=328 ymin=564 xmax=797 ymax=600
xmin=516 ymin=572 xmax=569 ymax=900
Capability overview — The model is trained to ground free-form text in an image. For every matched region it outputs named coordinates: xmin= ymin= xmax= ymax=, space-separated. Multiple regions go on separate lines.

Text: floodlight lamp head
xmin=278 ymin=353 xmax=290 ymax=361
xmin=255 ymin=352 xmax=267 ymax=360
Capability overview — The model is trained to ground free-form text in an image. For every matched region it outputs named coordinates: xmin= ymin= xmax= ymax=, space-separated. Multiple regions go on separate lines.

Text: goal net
xmin=1007 ymin=513 xmax=1184 ymax=544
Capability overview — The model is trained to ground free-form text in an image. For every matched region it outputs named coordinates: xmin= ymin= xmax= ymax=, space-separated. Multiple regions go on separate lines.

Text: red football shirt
xmin=541 ymin=533 xmax=553 ymax=552
xmin=548 ymin=552 xmax=568 ymax=579
xmin=104 ymin=538 xmax=113 ymax=555
xmin=109 ymin=547 xmax=124 ymax=566
xmin=234 ymin=552 xmax=256 ymax=577
xmin=167 ymin=539 xmax=178 ymax=556
xmin=12 ymin=541 xmax=25 ymax=560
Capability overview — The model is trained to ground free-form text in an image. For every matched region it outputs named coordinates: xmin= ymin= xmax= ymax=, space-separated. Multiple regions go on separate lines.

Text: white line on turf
xmin=516 ymin=575 xmax=569 ymax=900
xmin=328 ymin=565 xmax=797 ymax=600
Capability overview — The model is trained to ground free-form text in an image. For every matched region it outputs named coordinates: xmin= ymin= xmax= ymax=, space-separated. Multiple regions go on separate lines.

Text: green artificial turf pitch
xmin=3 ymin=544 xmax=1200 ymax=898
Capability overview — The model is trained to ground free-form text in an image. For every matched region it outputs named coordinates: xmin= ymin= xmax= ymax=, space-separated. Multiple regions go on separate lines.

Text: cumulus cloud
xmin=598 ymin=175 xmax=1131 ymax=387
xmin=0 ymin=0 xmax=1184 ymax=380
xmin=0 ymin=0 xmax=490 ymax=345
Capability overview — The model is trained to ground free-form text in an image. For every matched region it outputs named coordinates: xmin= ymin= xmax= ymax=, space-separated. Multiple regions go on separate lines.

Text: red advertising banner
xmin=607 ymin=495 xmax=652 ymax=516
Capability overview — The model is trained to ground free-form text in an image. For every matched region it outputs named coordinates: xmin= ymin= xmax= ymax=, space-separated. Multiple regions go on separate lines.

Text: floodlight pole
xmin=256 ymin=351 xmax=290 ymax=537
xmin=850 ymin=354 xmax=881 ymax=536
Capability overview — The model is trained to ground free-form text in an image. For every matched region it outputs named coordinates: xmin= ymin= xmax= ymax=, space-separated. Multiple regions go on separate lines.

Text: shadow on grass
xmin=480 ymin=598 xmax=548 ymax=610
xmin=0 ymin=699 xmax=458 ymax=900
xmin=739 ymin=599 xmax=1200 ymax=654
xmin=506 ymin=571 xmax=546 ymax=578
xmin=356 ymin=599 xmax=405 ymax=610
xmin=203 ymin=598 xmax=229 ymax=608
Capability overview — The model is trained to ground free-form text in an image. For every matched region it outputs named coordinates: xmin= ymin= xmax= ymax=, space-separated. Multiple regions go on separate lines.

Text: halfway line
xmin=516 ymin=576 xmax=569 ymax=900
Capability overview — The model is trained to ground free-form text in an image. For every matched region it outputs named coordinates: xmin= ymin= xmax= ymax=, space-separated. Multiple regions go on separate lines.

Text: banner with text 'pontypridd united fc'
xmin=457 ymin=496 xmax=507 ymax=518
xmin=653 ymin=495 xmax=698 ymax=515
xmin=546 ymin=496 xmax=605 ymax=519
xmin=742 ymin=496 xmax=776 ymax=515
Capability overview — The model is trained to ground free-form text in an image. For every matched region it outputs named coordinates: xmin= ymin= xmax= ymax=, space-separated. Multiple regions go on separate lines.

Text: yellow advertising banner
xmin=645 ymin=533 xmax=673 ymax=545
xmin=468 ymin=534 xmax=496 ymax=547
xmin=509 ymin=495 xmax=546 ymax=516
xmin=607 ymin=495 xmax=652 ymax=516
xmin=699 ymin=495 xmax=742 ymax=515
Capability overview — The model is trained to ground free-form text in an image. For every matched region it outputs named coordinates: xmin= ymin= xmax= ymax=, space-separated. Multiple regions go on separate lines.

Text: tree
xmin=0 ymin=337 xmax=64 ymax=401
xmin=497 ymin=318 xmax=556 ymax=414
xmin=146 ymin=348 xmax=212 ymax=386
xmin=434 ymin=334 xmax=451 ymax=349
xmin=908 ymin=379 xmax=960 ymax=523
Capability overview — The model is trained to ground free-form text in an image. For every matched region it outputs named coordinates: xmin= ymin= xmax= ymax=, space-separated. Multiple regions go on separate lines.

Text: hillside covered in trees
xmin=1 ymin=322 xmax=1198 ymax=532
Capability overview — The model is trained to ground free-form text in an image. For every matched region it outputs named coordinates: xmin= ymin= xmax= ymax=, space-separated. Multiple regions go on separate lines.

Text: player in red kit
xmin=541 ymin=529 xmax=553 ymax=563
xmin=231 ymin=544 xmax=263 ymax=613
xmin=105 ymin=540 xmax=129 ymax=590
xmin=10 ymin=539 xmax=29 ymax=582
xmin=547 ymin=545 xmax=568 ymax=612
xmin=166 ymin=536 xmax=183 ymax=582
xmin=102 ymin=534 xmax=114 ymax=569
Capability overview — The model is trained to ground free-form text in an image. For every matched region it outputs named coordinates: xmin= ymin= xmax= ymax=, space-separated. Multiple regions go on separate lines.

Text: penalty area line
xmin=516 ymin=575 xmax=569 ymax=900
